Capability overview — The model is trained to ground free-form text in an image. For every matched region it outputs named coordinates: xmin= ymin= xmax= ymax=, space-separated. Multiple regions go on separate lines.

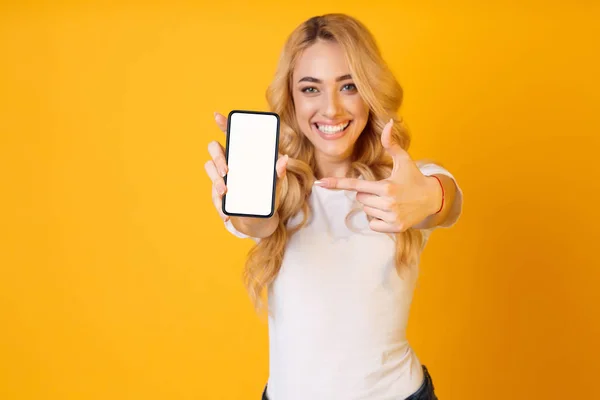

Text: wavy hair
xmin=243 ymin=13 xmax=425 ymax=313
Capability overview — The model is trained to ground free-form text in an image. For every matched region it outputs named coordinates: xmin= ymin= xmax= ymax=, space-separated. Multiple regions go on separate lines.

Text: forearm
xmin=414 ymin=174 xmax=458 ymax=229
xmin=230 ymin=211 xmax=280 ymax=239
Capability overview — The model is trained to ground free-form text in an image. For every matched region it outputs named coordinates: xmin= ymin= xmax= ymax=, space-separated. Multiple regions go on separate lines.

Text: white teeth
xmin=316 ymin=121 xmax=350 ymax=134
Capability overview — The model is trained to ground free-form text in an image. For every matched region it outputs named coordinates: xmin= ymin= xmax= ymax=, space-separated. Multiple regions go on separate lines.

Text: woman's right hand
xmin=204 ymin=112 xmax=289 ymax=235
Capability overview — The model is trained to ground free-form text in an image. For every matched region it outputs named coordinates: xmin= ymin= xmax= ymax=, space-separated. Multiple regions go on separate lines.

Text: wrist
xmin=427 ymin=175 xmax=445 ymax=216
xmin=232 ymin=211 xmax=280 ymax=238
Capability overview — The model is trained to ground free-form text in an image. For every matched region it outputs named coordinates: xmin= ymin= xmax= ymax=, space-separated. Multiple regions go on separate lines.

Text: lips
xmin=313 ymin=120 xmax=352 ymax=140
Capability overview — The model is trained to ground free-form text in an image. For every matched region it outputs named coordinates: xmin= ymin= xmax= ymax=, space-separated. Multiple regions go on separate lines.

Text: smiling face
xmin=292 ymin=40 xmax=370 ymax=177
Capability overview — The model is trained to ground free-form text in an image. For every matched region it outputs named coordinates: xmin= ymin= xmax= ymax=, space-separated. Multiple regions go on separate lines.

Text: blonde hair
xmin=243 ymin=13 xmax=425 ymax=313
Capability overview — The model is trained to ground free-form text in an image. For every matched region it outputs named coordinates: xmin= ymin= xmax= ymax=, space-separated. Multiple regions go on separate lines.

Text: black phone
xmin=222 ymin=110 xmax=280 ymax=218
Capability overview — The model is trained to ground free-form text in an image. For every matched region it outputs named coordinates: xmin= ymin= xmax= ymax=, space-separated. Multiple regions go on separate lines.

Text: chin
xmin=316 ymin=142 xmax=353 ymax=159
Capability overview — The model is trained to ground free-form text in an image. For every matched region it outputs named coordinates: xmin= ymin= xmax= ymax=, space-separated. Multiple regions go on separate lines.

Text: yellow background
xmin=1 ymin=1 xmax=599 ymax=399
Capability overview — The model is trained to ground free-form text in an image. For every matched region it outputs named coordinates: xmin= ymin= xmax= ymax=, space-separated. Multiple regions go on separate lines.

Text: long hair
xmin=243 ymin=13 xmax=425 ymax=313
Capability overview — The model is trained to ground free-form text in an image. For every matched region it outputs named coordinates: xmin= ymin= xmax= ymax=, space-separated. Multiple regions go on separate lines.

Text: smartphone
xmin=222 ymin=110 xmax=280 ymax=218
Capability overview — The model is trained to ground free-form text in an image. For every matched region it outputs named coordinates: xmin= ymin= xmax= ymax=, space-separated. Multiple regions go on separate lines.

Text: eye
xmin=342 ymin=83 xmax=357 ymax=91
xmin=301 ymin=87 xmax=318 ymax=93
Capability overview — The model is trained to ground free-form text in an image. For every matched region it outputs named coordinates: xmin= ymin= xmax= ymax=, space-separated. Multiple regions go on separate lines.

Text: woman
xmin=205 ymin=13 xmax=463 ymax=400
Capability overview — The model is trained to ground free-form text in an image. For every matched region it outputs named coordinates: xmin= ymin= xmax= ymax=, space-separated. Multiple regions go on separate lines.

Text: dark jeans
xmin=261 ymin=364 xmax=438 ymax=399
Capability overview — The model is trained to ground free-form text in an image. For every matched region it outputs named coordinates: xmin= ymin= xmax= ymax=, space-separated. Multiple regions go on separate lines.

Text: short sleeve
xmin=418 ymin=163 xmax=463 ymax=229
xmin=224 ymin=218 xmax=261 ymax=243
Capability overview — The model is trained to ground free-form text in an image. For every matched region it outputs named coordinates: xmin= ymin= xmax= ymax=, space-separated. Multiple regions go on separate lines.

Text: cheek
xmin=347 ymin=97 xmax=369 ymax=119
xmin=293 ymin=96 xmax=317 ymax=124
xmin=344 ymin=97 xmax=369 ymax=131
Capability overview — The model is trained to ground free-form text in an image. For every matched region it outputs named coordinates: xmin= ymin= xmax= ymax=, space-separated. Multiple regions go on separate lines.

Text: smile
xmin=313 ymin=120 xmax=352 ymax=140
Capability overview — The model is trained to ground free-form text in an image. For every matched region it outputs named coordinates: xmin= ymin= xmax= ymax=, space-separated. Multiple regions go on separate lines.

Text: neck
xmin=314 ymin=151 xmax=352 ymax=179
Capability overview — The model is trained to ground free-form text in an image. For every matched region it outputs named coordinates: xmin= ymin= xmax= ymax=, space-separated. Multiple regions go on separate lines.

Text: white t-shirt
xmin=224 ymin=163 xmax=463 ymax=400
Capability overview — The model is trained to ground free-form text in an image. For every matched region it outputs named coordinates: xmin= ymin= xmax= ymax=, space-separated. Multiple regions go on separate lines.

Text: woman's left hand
xmin=314 ymin=119 xmax=443 ymax=233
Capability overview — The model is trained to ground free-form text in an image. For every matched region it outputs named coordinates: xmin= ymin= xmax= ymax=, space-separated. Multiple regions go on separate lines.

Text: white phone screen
xmin=223 ymin=111 xmax=280 ymax=218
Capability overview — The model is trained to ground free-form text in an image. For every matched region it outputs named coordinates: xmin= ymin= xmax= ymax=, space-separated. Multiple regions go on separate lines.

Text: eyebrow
xmin=297 ymin=74 xmax=352 ymax=83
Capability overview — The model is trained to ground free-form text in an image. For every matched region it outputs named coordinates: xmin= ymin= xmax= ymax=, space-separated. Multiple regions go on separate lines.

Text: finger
xmin=380 ymin=118 xmax=395 ymax=151
xmin=362 ymin=205 xmax=396 ymax=223
xmin=315 ymin=177 xmax=389 ymax=196
xmin=207 ymin=140 xmax=228 ymax=177
xmin=204 ymin=159 xmax=227 ymax=196
xmin=214 ymin=112 xmax=227 ymax=134
xmin=276 ymin=154 xmax=289 ymax=179
xmin=381 ymin=118 xmax=410 ymax=174
xmin=356 ymin=192 xmax=393 ymax=211
xmin=211 ymin=185 xmax=229 ymax=222
xmin=368 ymin=218 xmax=400 ymax=233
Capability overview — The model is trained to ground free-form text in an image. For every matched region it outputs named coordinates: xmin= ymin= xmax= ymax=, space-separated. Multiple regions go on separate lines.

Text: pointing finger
xmin=314 ymin=177 xmax=390 ymax=196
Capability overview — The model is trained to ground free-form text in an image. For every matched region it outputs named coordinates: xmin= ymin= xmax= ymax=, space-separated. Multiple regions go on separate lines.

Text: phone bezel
xmin=222 ymin=110 xmax=281 ymax=219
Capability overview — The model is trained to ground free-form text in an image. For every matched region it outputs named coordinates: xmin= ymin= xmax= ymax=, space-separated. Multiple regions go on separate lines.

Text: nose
xmin=322 ymin=91 xmax=343 ymax=120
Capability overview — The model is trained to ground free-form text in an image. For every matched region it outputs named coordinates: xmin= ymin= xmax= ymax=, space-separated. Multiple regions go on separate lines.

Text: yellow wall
xmin=1 ymin=1 xmax=599 ymax=399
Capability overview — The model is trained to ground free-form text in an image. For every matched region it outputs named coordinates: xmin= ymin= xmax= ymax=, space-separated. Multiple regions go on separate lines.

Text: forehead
xmin=293 ymin=40 xmax=351 ymax=82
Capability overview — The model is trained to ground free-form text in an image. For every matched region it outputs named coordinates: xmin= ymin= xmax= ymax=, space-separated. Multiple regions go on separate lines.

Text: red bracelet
xmin=430 ymin=175 xmax=445 ymax=214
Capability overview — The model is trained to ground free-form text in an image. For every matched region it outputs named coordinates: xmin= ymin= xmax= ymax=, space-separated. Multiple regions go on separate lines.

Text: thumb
xmin=276 ymin=154 xmax=289 ymax=179
xmin=381 ymin=119 xmax=408 ymax=172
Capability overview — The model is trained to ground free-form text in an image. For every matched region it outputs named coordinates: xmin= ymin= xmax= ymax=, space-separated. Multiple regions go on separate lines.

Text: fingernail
xmin=217 ymin=185 xmax=225 ymax=195
xmin=314 ymin=180 xmax=327 ymax=187
xmin=214 ymin=112 xmax=218 ymax=120
xmin=221 ymin=168 xmax=227 ymax=177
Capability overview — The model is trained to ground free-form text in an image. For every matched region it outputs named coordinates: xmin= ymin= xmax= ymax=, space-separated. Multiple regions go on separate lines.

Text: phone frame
xmin=222 ymin=109 xmax=280 ymax=219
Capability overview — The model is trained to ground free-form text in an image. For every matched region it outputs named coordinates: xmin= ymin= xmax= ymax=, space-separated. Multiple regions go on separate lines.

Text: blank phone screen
xmin=223 ymin=111 xmax=279 ymax=217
